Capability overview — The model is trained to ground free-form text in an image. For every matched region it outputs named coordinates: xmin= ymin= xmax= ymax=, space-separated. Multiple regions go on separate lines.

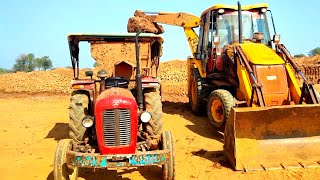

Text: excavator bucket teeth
xmin=224 ymin=104 xmax=320 ymax=171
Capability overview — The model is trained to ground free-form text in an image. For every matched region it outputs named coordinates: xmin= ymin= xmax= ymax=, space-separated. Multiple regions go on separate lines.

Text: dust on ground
xmin=1 ymin=95 xmax=320 ymax=180
xmin=1 ymin=58 xmax=320 ymax=179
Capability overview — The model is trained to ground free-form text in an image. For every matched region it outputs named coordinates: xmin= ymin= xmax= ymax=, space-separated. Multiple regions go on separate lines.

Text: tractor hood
xmin=239 ymin=43 xmax=284 ymax=65
xmin=95 ymin=87 xmax=138 ymax=155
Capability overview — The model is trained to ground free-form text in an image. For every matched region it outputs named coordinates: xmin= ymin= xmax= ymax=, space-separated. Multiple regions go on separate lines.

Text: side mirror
xmin=85 ymin=71 xmax=93 ymax=77
xmin=97 ymin=70 xmax=108 ymax=80
xmin=273 ymin=34 xmax=280 ymax=44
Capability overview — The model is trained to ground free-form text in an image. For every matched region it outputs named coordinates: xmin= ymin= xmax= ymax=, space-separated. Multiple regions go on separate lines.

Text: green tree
xmin=309 ymin=47 xmax=320 ymax=56
xmin=35 ymin=57 xmax=44 ymax=70
xmin=25 ymin=53 xmax=35 ymax=71
xmin=13 ymin=53 xmax=35 ymax=72
xmin=41 ymin=56 xmax=53 ymax=70
xmin=0 ymin=67 xmax=10 ymax=74
xmin=93 ymin=62 xmax=100 ymax=67
xmin=294 ymin=54 xmax=306 ymax=58
xmin=13 ymin=53 xmax=53 ymax=72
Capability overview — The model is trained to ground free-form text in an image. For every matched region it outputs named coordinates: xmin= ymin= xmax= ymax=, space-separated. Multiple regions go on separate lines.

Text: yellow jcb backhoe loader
xmin=128 ymin=2 xmax=320 ymax=171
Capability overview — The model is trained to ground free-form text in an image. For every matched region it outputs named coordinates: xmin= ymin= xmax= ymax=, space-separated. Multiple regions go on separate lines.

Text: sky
xmin=1 ymin=0 xmax=319 ymax=69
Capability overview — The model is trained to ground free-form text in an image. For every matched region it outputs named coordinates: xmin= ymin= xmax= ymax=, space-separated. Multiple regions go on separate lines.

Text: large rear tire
xmin=189 ymin=68 xmax=209 ymax=115
xmin=207 ymin=89 xmax=235 ymax=130
xmin=54 ymin=139 xmax=79 ymax=180
xmin=161 ymin=131 xmax=175 ymax=180
xmin=69 ymin=91 xmax=89 ymax=142
xmin=144 ymin=89 xmax=163 ymax=137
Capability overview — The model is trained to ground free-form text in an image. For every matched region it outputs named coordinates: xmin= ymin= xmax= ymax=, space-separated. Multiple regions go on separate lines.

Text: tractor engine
xmin=94 ymin=87 xmax=138 ymax=155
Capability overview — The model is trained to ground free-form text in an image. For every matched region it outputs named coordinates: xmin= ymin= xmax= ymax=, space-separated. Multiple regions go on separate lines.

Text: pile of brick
xmin=1 ymin=55 xmax=319 ymax=95
xmin=294 ymin=55 xmax=320 ymax=84
xmin=0 ymin=68 xmax=85 ymax=94
xmin=158 ymin=60 xmax=187 ymax=83
xmin=0 ymin=60 xmax=186 ymax=94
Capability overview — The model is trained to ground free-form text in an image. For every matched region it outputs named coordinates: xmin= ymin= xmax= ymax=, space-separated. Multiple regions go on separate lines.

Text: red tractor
xmin=53 ymin=33 xmax=175 ymax=180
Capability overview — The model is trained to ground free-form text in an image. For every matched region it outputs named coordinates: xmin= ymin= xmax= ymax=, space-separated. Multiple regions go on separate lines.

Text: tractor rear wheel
xmin=54 ymin=139 xmax=79 ymax=180
xmin=207 ymin=89 xmax=235 ymax=131
xmin=144 ymin=88 xmax=163 ymax=137
xmin=161 ymin=131 xmax=175 ymax=180
xmin=69 ymin=91 xmax=89 ymax=142
xmin=189 ymin=68 xmax=209 ymax=115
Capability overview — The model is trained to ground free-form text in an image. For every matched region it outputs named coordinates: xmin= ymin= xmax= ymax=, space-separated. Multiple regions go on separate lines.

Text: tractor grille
xmin=103 ymin=109 xmax=131 ymax=147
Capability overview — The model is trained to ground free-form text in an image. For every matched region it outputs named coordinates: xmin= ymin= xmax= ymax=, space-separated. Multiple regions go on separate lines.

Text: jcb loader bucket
xmin=224 ymin=104 xmax=320 ymax=171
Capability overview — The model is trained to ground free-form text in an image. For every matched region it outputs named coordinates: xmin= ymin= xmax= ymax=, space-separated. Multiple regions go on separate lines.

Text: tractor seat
xmin=105 ymin=77 xmax=129 ymax=88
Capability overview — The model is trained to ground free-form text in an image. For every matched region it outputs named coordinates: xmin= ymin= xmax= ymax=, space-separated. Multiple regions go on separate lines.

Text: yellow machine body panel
xmin=285 ymin=63 xmax=302 ymax=104
xmin=224 ymin=105 xmax=320 ymax=171
xmin=239 ymin=43 xmax=284 ymax=65
xmin=235 ymin=58 xmax=252 ymax=106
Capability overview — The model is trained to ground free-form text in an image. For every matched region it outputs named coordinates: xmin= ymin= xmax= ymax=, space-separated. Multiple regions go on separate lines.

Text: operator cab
xmin=196 ymin=3 xmax=273 ymax=78
xmin=211 ymin=8 xmax=271 ymax=47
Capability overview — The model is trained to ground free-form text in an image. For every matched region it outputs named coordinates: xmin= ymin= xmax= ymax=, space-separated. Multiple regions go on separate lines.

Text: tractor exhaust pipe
xmin=238 ymin=1 xmax=243 ymax=44
xmin=135 ymin=31 xmax=144 ymax=111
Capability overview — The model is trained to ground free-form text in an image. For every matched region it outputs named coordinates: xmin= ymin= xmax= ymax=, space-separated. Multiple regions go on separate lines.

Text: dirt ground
xmin=1 ymin=58 xmax=320 ymax=179
xmin=1 ymin=90 xmax=320 ymax=180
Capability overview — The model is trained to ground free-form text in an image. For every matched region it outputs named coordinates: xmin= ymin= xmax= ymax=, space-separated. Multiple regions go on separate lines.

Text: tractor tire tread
xmin=145 ymin=89 xmax=163 ymax=136
xmin=69 ymin=91 xmax=89 ymax=142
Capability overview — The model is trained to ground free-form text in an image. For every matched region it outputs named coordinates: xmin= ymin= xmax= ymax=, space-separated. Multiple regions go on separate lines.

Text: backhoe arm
xmin=139 ymin=11 xmax=200 ymax=28
xmin=128 ymin=10 xmax=200 ymax=55
xmin=277 ymin=44 xmax=319 ymax=104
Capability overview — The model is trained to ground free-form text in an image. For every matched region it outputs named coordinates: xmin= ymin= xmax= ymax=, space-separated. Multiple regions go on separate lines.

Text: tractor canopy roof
xmin=68 ymin=33 xmax=163 ymax=78
xmin=68 ymin=33 xmax=163 ymax=64
xmin=201 ymin=3 xmax=268 ymax=17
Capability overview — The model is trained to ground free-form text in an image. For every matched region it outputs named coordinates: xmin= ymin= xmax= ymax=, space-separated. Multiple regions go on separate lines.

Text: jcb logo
xmin=190 ymin=38 xmax=198 ymax=52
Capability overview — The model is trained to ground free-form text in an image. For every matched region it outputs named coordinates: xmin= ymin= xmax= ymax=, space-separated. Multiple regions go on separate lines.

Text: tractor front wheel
xmin=161 ymin=131 xmax=175 ymax=180
xmin=54 ymin=139 xmax=79 ymax=180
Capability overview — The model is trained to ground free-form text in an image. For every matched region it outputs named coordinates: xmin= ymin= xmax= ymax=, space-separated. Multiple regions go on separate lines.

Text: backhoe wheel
xmin=207 ymin=89 xmax=235 ymax=130
xmin=189 ymin=68 xmax=209 ymax=115
xmin=54 ymin=139 xmax=79 ymax=180
xmin=144 ymin=88 xmax=163 ymax=137
xmin=161 ymin=131 xmax=175 ymax=180
xmin=69 ymin=91 xmax=89 ymax=142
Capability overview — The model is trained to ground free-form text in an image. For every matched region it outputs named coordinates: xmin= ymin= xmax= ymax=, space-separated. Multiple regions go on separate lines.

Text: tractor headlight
xmin=82 ymin=116 xmax=94 ymax=128
xmin=140 ymin=111 xmax=151 ymax=123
